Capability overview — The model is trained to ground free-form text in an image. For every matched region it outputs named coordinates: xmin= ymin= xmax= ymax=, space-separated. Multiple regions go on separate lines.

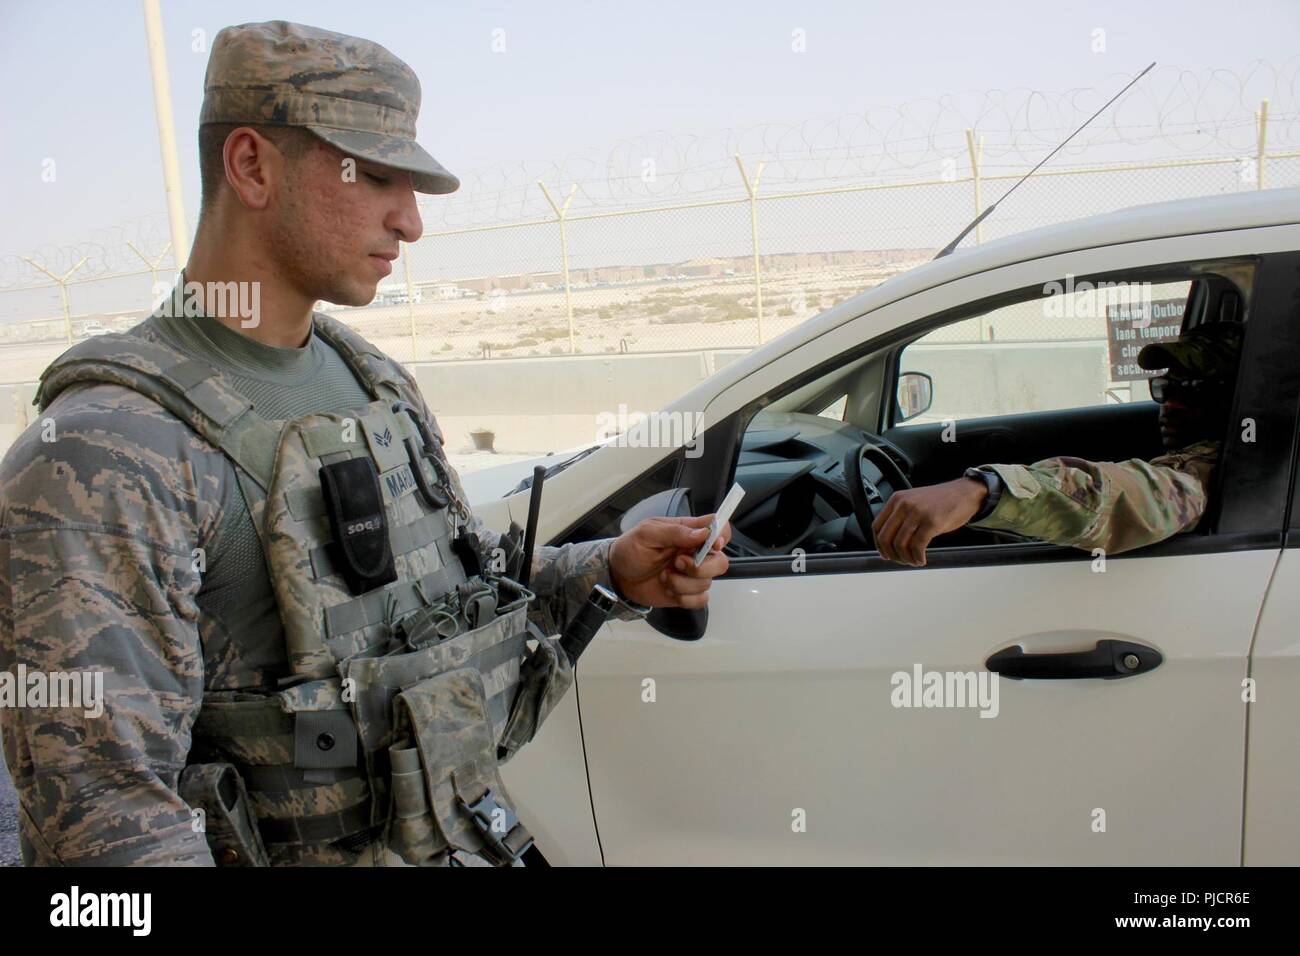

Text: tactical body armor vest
xmin=35 ymin=314 xmax=573 ymax=866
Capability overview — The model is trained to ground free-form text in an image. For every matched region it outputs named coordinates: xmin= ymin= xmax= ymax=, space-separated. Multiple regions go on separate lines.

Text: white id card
xmin=694 ymin=482 xmax=745 ymax=567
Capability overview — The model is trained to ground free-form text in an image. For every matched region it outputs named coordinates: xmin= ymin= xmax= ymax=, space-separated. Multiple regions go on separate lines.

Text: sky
xmin=1 ymin=0 xmax=1297 ymax=311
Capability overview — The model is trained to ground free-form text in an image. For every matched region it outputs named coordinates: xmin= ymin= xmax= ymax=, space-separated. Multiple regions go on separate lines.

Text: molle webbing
xmin=192 ymin=687 xmax=374 ymax=847
xmin=309 ymin=512 xmax=446 ymax=579
xmin=324 ymin=569 xmax=454 ymax=639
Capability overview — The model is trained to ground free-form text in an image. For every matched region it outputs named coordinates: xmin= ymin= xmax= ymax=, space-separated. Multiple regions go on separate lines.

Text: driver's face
xmin=1157 ymin=382 xmax=1231 ymax=450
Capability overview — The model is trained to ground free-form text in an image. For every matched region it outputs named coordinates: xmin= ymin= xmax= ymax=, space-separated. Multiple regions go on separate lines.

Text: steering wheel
xmin=842 ymin=441 xmax=914 ymax=551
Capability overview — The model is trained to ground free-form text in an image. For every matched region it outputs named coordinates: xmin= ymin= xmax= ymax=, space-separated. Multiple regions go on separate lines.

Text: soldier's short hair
xmin=197 ymin=122 xmax=319 ymax=212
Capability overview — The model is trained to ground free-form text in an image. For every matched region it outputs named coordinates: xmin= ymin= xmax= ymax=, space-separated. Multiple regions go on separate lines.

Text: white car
xmin=477 ymin=188 xmax=1300 ymax=865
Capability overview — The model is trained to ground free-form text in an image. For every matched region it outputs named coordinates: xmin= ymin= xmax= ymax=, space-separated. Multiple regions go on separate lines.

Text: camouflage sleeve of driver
xmin=396 ymin=368 xmax=650 ymax=635
xmin=967 ymin=441 xmax=1219 ymax=555
xmin=0 ymin=384 xmax=216 ymax=865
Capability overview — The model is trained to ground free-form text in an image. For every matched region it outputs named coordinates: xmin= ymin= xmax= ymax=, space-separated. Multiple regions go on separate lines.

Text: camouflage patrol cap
xmin=1138 ymin=321 xmax=1244 ymax=380
xmin=200 ymin=20 xmax=459 ymax=194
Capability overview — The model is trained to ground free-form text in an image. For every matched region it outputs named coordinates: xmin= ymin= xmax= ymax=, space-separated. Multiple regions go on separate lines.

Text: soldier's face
xmin=269 ymin=140 xmax=424 ymax=307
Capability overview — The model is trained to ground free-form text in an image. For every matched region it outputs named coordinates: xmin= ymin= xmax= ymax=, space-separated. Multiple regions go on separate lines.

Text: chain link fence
xmin=3 ymin=66 xmax=1298 ymax=385
xmin=2 ymin=150 xmax=1296 ymax=384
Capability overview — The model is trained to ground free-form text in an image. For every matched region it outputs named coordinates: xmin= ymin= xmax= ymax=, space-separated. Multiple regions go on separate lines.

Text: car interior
xmin=720 ymin=260 xmax=1254 ymax=560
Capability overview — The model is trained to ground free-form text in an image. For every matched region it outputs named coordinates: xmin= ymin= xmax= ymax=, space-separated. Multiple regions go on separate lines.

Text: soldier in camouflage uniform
xmin=873 ymin=321 xmax=1243 ymax=566
xmin=0 ymin=21 xmax=730 ymax=866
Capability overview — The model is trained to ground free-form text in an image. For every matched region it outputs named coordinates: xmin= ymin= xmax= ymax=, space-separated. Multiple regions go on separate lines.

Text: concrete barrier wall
xmin=0 ymin=383 xmax=39 ymax=457
xmin=411 ymin=350 xmax=749 ymax=453
xmin=0 ymin=352 xmax=751 ymax=460
xmin=0 ymin=343 xmax=1117 ymax=461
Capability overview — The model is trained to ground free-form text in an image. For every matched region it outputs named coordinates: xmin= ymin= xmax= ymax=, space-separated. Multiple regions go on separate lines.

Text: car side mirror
xmin=896 ymin=371 xmax=934 ymax=423
xmin=619 ymin=488 xmax=708 ymax=641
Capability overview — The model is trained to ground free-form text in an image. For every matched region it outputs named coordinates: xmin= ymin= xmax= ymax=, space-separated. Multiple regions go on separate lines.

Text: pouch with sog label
xmin=320 ymin=457 xmax=398 ymax=595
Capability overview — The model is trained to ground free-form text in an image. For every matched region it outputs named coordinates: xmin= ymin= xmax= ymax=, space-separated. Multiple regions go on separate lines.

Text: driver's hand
xmin=872 ymin=478 xmax=988 ymax=567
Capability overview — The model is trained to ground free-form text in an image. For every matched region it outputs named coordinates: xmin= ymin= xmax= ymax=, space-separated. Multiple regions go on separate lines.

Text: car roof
xmin=692 ymin=187 xmax=1300 ymax=400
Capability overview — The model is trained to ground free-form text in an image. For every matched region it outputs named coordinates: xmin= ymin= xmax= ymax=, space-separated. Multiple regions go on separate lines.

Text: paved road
xmin=1 ymin=756 xmax=19 ymax=866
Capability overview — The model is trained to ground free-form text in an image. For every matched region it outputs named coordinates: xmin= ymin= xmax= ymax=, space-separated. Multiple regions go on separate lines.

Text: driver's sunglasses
xmin=1148 ymin=375 xmax=1231 ymax=403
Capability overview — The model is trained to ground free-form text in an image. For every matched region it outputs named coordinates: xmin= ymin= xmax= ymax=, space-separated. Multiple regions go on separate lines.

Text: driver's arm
xmin=873 ymin=443 xmax=1218 ymax=565
xmin=969 ymin=443 xmax=1218 ymax=554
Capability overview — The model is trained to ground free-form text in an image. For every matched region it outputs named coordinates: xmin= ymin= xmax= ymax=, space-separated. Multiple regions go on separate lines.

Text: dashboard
xmin=727 ymin=410 xmax=913 ymax=555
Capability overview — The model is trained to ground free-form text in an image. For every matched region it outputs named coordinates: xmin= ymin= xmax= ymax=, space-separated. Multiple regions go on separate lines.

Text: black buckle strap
xmin=460 ymin=788 xmax=533 ymax=865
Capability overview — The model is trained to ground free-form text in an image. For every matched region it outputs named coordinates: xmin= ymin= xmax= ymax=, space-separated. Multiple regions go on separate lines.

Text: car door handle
xmin=986 ymin=639 xmax=1163 ymax=680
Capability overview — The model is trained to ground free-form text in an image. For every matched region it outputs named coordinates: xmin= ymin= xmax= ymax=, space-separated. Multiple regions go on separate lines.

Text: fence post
xmin=965 ymin=129 xmax=984 ymax=244
xmin=126 ymin=241 xmax=172 ymax=303
xmin=1256 ymin=99 xmax=1269 ymax=190
xmin=538 ymin=182 xmax=578 ymax=354
xmin=401 ymin=243 xmax=417 ymax=361
xmin=141 ymin=0 xmax=190 ymax=270
xmin=23 ymin=257 xmax=87 ymax=347
xmin=735 ymin=154 xmax=767 ymax=344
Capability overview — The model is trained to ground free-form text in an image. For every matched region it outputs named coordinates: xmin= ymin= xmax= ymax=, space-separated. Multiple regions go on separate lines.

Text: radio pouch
xmin=319 ymin=457 xmax=398 ymax=595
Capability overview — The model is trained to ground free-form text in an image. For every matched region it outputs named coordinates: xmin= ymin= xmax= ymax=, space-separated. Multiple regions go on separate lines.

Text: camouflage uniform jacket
xmin=0 ymin=318 xmax=644 ymax=866
xmin=968 ymin=440 xmax=1220 ymax=554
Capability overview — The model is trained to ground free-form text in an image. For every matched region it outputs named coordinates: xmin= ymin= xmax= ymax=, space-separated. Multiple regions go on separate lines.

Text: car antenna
xmin=933 ymin=61 xmax=1156 ymax=259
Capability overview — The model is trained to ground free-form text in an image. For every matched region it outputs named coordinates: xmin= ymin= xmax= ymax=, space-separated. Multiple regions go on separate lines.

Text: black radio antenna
xmin=518 ymin=465 xmax=546 ymax=590
xmin=934 ymin=61 xmax=1156 ymax=259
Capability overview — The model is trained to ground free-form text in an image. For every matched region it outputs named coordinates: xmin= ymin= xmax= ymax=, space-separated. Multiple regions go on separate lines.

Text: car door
xmin=1242 ymin=253 xmax=1300 ymax=864
xmin=576 ymin=236 xmax=1300 ymax=865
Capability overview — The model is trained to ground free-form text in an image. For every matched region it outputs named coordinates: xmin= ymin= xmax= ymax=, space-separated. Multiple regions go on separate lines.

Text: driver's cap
xmin=1138 ymin=322 xmax=1243 ymax=379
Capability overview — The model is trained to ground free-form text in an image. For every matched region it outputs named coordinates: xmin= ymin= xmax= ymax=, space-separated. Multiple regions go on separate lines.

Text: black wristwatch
xmin=963 ymin=466 xmax=1004 ymax=522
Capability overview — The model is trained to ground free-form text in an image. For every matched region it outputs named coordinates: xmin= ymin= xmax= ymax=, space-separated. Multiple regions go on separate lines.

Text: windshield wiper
xmin=507 ymin=445 xmax=600 ymax=495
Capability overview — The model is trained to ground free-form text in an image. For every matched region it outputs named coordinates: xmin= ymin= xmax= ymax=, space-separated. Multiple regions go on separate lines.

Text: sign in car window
xmin=1106 ymin=298 xmax=1185 ymax=381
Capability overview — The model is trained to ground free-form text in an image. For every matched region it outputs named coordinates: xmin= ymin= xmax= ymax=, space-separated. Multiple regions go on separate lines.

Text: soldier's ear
xmin=223 ymin=127 xmax=278 ymax=211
